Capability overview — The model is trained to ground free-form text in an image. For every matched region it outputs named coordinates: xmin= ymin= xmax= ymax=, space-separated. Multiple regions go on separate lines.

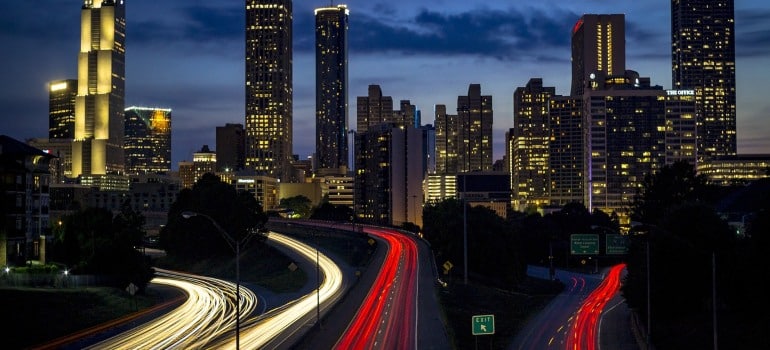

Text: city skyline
xmin=2 ymin=0 xmax=769 ymax=170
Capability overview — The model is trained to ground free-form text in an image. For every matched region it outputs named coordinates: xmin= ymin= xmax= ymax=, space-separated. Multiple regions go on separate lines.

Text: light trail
xmin=209 ymin=231 xmax=344 ymax=349
xmin=565 ymin=263 xmax=626 ymax=350
xmin=334 ymin=227 xmax=420 ymax=349
xmin=85 ymin=268 xmax=258 ymax=349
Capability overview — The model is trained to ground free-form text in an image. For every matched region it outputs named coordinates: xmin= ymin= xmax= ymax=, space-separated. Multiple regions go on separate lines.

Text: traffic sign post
xmin=472 ymin=314 xmax=495 ymax=335
xmin=570 ymin=234 xmax=599 ymax=255
xmin=606 ymin=234 xmax=629 ymax=255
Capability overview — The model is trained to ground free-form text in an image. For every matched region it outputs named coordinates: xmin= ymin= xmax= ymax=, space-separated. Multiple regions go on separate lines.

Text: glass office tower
xmin=245 ymin=0 xmax=293 ymax=181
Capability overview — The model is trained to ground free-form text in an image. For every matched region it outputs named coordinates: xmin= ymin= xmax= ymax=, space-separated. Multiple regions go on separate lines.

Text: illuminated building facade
xmin=354 ymin=123 xmax=425 ymax=227
xmin=193 ymin=145 xmax=217 ymax=184
xmin=457 ymin=84 xmax=493 ymax=172
xmin=178 ymin=161 xmax=195 ymax=189
xmin=234 ymin=174 xmax=279 ymax=211
xmin=216 ymin=123 xmax=246 ymax=172
xmin=315 ymin=5 xmax=349 ymax=172
xmin=672 ymin=0 xmax=736 ymax=161
xmin=356 ymin=85 xmax=394 ymax=134
xmin=124 ymin=106 xmax=172 ymax=175
xmin=571 ymin=14 xmax=625 ymax=96
xmin=245 ymin=0 xmax=293 ymax=181
xmin=664 ymin=90 xmax=697 ymax=166
xmin=72 ymin=0 xmax=126 ymax=177
xmin=584 ymin=72 xmax=667 ymax=220
xmin=513 ymin=78 xmax=555 ymax=210
xmin=697 ymin=155 xmax=770 ymax=186
xmin=49 ymin=79 xmax=77 ymax=139
xmin=548 ymin=96 xmax=584 ymax=207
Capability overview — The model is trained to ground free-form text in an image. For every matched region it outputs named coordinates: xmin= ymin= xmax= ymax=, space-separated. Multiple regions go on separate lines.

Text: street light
xmin=182 ymin=211 xmax=252 ymax=350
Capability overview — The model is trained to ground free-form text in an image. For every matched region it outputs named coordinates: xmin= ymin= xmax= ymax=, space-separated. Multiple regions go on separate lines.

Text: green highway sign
xmin=472 ymin=314 xmax=495 ymax=335
xmin=571 ymin=234 xmax=599 ymax=255
xmin=606 ymin=234 xmax=630 ymax=255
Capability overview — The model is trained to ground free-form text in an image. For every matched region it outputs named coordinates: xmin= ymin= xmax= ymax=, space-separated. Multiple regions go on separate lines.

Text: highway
xmin=334 ymin=227 xmax=420 ymax=349
xmin=509 ymin=264 xmax=631 ymax=350
xmin=84 ymin=268 xmax=258 ymax=349
xmin=82 ymin=231 xmax=343 ymax=349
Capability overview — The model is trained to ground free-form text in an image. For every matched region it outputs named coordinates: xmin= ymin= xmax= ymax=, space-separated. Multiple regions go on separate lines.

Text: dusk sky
xmin=2 ymin=0 xmax=769 ymax=170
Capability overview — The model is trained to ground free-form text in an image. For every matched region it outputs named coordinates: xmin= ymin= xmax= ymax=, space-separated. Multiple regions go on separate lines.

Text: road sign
xmin=472 ymin=314 xmax=495 ymax=335
xmin=571 ymin=234 xmax=599 ymax=255
xmin=606 ymin=234 xmax=630 ymax=255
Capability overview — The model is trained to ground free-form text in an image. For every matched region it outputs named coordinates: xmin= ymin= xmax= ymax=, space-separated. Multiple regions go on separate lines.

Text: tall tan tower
xmin=72 ymin=0 xmax=126 ymax=177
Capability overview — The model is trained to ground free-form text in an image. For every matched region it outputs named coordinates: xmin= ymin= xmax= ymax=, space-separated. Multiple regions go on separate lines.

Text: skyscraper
xmin=315 ymin=5 xmax=349 ymax=173
xmin=571 ymin=14 xmax=626 ymax=96
xmin=245 ymin=0 xmax=293 ymax=181
xmin=72 ymin=0 xmax=126 ymax=177
xmin=548 ymin=95 xmax=584 ymax=207
xmin=513 ymin=78 xmax=555 ymax=210
xmin=434 ymin=104 xmax=459 ymax=174
xmin=124 ymin=106 xmax=172 ymax=175
xmin=584 ymin=71 xmax=668 ymax=218
xmin=457 ymin=84 xmax=493 ymax=172
xmin=356 ymin=85 xmax=394 ymax=134
xmin=216 ymin=123 xmax=246 ymax=172
xmin=48 ymin=79 xmax=77 ymax=139
xmin=671 ymin=0 xmax=736 ymax=161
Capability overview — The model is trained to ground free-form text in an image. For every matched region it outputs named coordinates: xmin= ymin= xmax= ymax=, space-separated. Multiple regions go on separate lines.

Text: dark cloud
xmin=0 ymin=2 xmax=75 ymax=42
xmin=736 ymin=9 xmax=770 ymax=57
xmin=129 ymin=4 xmax=242 ymax=52
xmin=292 ymin=7 xmax=580 ymax=60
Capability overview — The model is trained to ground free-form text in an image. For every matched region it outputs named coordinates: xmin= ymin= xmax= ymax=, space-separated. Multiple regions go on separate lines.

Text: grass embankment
xmin=438 ymin=276 xmax=563 ymax=350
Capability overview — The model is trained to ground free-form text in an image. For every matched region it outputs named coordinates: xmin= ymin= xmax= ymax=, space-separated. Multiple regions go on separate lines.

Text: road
xmin=510 ymin=264 xmax=640 ymax=350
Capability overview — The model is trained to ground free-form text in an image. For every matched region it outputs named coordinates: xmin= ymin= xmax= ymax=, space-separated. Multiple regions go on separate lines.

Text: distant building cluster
xmin=3 ymin=0 xmax=768 ymax=267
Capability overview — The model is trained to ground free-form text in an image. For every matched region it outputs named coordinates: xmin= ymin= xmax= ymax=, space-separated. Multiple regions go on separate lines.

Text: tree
xmin=49 ymin=206 xmax=154 ymax=290
xmin=161 ymin=173 xmax=268 ymax=261
xmin=631 ymin=160 xmax=706 ymax=225
xmin=280 ymin=195 xmax=313 ymax=218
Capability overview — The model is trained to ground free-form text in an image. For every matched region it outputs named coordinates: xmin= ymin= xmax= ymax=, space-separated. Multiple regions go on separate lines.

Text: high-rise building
xmin=356 ymin=85 xmax=394 ymax=134
xmin=315 ymin=5 xmax=349 ymax=172
xmin=434 ymin=104 xmax=459 ymax=174
xmin=671 ymin=0 xmax=736 ymax=161
xmin=548 ymin=96 xmax=584 ymax=207
xmin=49 ymin=79 xmax=77 ymax=139
xmin=193 ymin=145 xmax=217 ymax=185
xmin=664 ymin=90 xmax=698 ymax=166
xmin=245 ymin=0 xmax=293 ymax=181
xmin=216 ymin=123 xmax=246 ymax=172
xmin=124 ymin=107 xmax=172 ymax=175
xmin=72 ymin=0 xmax=126 ymax=177
xmin=354 ymin=123 xmax=425 ymax=227
xmin=513 ymin=78 xmax=555 ymax=210
xmin=457 ymin=84 xmax=493 ymax=172
xmin=571 ymin=14 xmax=626 ymax=96
xmin=584 ymin=72 xmax=668 ymax=220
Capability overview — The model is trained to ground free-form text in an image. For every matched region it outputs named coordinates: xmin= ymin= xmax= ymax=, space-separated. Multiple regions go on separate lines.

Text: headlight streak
xmin=209 ymin=231 xmax=344 ymax=349
xmin=85 ymin=268 xmax=258 ymax=350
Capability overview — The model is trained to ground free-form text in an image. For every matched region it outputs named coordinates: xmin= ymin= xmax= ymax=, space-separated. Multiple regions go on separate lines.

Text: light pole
xmin=462 ymin=174 xmax=468 ymax=285
xmin=182 ymin=211 xmax=251 ymax=350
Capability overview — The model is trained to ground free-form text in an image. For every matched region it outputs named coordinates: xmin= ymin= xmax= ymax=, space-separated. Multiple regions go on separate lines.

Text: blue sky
xmin=1 ymin=0 xmax=769 ymax=169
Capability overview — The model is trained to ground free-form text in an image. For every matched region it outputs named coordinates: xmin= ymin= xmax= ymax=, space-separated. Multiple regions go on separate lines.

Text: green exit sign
xmin=472 ymin=314 xmax=495 ymax=335
xmin=571 ymin=234 xmax=599 ymax=255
